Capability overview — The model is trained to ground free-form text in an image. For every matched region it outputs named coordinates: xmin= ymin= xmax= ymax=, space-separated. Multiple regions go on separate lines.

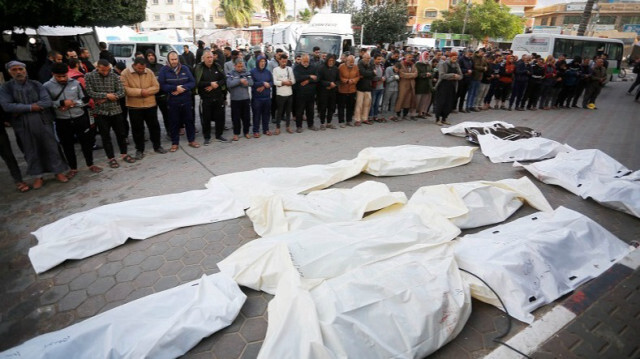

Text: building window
xmin=152 ymin=0 xmax=158 ymax=4
xmin=451 ymin=0 xmax=460 ymax=6
xmin=153 ymin=14 xmax=161 ymax=21
xmin=621 ymin=16 xmax=640 ymax=25
xmin=166 ymin=0 xmax=173 ymax=4
xmin=196 ymin=14 xmax=204 ymax=21
xmin=563 ymin=15 xmax=581 ymax=25
xmin=217 ymin=10 xmax=225 ymax=17
xmin=541 ymin=17 xmax=548 ymax=26
xmin=424 ymin=10 xmax=438 ymax=18
xmin=597 ymin=16 xmax=616 ymax=25
xmin=549 ymin=16 xmax=557 ymax=26
xmin=168 ymin=14 xmax=175 ymax=21
xmin=209 ymin=15 xmax=214 ymax=22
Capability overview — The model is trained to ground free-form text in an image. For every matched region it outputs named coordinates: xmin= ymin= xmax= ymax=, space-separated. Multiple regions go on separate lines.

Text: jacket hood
xmin=256 ymin=55 xmax=267 ymax=70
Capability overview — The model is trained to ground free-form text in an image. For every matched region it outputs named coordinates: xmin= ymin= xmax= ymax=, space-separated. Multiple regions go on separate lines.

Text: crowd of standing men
xmin=1 ymin=39 xmax=632 ymax=193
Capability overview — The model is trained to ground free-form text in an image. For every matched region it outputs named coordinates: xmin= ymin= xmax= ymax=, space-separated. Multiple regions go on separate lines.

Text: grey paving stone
xmin=76 ymin=295 xmax=106 ymax=318
xmin=133 ymin=271 xmax=160 ymax=289
xmin=153 ymin=276 xmax=180 ymax=292
xmin=163 ymin=246 xmax=187 ymax=261
xmin=181 ymin=251 xmax=205 ymax=266
xmin=54 ymin=267 xmax=82 ymax=285
xmin=104 ymin=282 xmax=135 ymax=302
xmin=240 ymin=296 xmax=268 ymax=318
xmin=122 ymin=251 xmax=147 ymax=266
xmin=240 ymin=317 xmax=268 ymax=343
xmin=178 ymin=265 xmax=204 ymax=282
xmin=212 ymin=333 xmax=247 ymax=359
xmin=115 ymin=265 xmax=142 ymax=283
xmin=184 ymin=238 xmax=207 ymax=251
xmin=40 ymin=285 xmax=70 ymax=306
xmin=158 ymin=261 xmax=184 ymax=276
xmin=58 ymin=290 xmax=87 ymax=312
xmin=68 ymin=272 xmax=98 ymax=291
xmin=97 ymin=261 xmax=123 ymax=277
xmin=139 ymin=255 xmax=165 ymax=271
xmin=86 ymin=277 xmax=116 ymax=296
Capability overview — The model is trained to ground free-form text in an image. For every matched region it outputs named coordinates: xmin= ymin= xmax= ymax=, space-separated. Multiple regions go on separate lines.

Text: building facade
xmin=526 ymin=1 xmax=640 ymax=34
xmin=140 ymin=0 xmax=271 ymax=31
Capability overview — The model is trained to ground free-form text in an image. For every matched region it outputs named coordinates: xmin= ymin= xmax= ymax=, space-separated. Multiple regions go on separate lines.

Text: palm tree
xmin=220 ymin=0 xmax=255 ymax=28
xmin=577 ymin=0 xmax=596 ymax=36
xmin=262 ymin=0 xmax=286 ymax=25
xmin=306 ymin=0 xmax=330 ymax=11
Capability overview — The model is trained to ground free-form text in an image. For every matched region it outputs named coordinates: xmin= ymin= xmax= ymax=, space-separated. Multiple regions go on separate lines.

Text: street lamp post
xmin=461 ymin=0 xmax=471 ymax=46
xmin=191 ymin=0 xmax=196 ymax=43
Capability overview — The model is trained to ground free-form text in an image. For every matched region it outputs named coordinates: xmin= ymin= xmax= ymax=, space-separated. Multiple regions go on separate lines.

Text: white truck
xmin=295 ymin=13 xmax=354 ymax=57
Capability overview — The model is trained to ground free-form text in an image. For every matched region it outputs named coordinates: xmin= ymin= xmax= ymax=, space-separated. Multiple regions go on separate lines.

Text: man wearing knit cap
xmin=0 ymin=61 xmax=70 ymax=189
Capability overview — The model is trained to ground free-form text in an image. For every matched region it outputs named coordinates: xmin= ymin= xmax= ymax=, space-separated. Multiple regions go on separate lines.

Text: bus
xmin=511 ymin=33 xmax=624 ymax=73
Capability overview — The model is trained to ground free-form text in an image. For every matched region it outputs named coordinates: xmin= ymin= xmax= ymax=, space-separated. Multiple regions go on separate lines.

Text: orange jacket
xmin=338 ymin=63 xmax=360 ymax=94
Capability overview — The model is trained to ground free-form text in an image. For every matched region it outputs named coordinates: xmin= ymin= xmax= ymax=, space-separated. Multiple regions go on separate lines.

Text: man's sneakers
xmin=203 ymin=139 xmax=211 ymax=146
xmin=135 ymin=150 xmax=145 ymax=160
xmin=216 ymin=136 xmax=230 ymax=143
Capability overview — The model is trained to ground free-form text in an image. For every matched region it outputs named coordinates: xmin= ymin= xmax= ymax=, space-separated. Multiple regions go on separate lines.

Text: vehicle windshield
xmin=296 ymin=35 xmax=341 ymax=56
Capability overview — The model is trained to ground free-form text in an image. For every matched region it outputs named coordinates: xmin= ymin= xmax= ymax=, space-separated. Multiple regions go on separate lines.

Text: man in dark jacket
xmin=196 ymin=50 xmax=228 ymax=144
xmin=38 ymin=51 xmax=63 ymax=83
xmin=525 ymin=56 xmax=545 ymax=110
xmin=354 ymin=52 xmax=374 ymax=125
xmin=195 ymin=40 xmax=205 ymax=65
xmin=180 ymin=45 xmax=196 ymax=71
xmin=293 ymin=54 xmax=318 ymax=132
xmin=98 ymin=42 xmax=116 ymax=66
xmin=509 ymin=55 xmax=531 ymax=111
xmin=250 ymin=55 xmax=273 ymax=137
xmin=316 ymin=54 xmax=340 ymax=129
xmin=456 ymin=50 xmax=473 ymax=112
xmin=582 ymin=58 xmax=607 ymax=109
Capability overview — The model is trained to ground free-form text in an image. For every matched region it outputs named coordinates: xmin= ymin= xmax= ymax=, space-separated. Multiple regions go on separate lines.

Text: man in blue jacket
xmin=250 ymin=55 xmax=273 ymax=137
xmin=158 ymin=51 xmax=199 ymax=151
xmin=226 ymin=59 xmax=254 ymax=141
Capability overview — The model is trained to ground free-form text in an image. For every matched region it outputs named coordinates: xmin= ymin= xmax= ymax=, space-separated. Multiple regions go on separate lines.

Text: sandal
xmin=66 ymin=169 xmax=78 ymax=179
xmin=88 ymin=165 xmax=103 ymax=173
xmin=354 ymin=121 xmax=361 ymax=127
xmin=169 ymin=145 xmax=179 ymax=152
xmin=264 ymin=131 xmax=272 ymax=136
xmin=362 ymin=120 xmax=373 ymax=125
xmin=274 ymin=128 xmax=280 ymax=135
xmin=55 ymin=173 xmax=69 ymax=183
xmin=108 ymin=158 xmax=120 ymax=168
xmin=244 ymin=134 xmax=251 ymax=139
xmin=232 ymin=135 xmax=239 ymax=141
xmin=16 ymin=182 xmax=30 ymax=193
xmin=33 ymin=177 xmax=44 ymax=189
xmin=254 ymin=133 xmax=260 ymax=138
xmin=121 ymin=154 xmax=136 ymax=163
xmin=188 ymin=142 xmax=201 ymax=148
xmin=286 ymin=128 xmax=294 ymax=134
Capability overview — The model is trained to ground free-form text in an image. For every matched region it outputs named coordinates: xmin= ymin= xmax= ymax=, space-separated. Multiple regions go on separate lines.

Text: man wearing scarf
xmin=394 ymin=53 xmax=418 ymax=120
xmin=0 ymin=61 xmax=69 ymax=189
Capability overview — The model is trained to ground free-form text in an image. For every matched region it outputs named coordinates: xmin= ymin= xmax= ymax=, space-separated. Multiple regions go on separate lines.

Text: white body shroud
xmin=454 ymin=206 xmax=632 ymax=323
xmin=30 ymin=183 xmax=245 ymax=274
xmin=0 ymin=273 xmax=246 ymax=359
xmin=246 ymin=181 xmax=407 ymax=237
xmin=477 ymin=134 xmax=573 ymax=163
xmin=440 ymin=121 xmax=515 ymax=137
xmin=518 ymin=149 xmax=640 ymax=218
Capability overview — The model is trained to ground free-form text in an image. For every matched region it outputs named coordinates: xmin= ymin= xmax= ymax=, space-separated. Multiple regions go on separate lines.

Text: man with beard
xmin=196 ymin=50 xmax=229 ymax=144
xmin=293 ymin=54 xmax=318 ymax=132
xmin=0 ymin=61 xmax=70 ymax=189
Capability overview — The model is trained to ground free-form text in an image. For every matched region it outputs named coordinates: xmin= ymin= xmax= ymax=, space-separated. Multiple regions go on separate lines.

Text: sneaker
xmin=436 ymin=121 xmax=443 ymax=126
xmin=296 ymin=127 xmax=304 ymax=133
xmin=135 ymin=150 xmax=144 ymax=160
xmin=441 ymin=120 xmax=452 ymax=125
xmin=340 ymin=123 xmax=346 ymax=128
xmin=204 ymin=139 xmax=211 ymax=146
xmin=216 ymin=136 xmax=230 ymax=143
xmin=346 ymin=122 xmax=354 ymax=127
xmin=154 ymin=146 xmax=168 ymax=154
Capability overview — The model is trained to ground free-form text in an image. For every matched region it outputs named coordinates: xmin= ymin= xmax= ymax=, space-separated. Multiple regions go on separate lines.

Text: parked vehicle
xmin=108 ymin=41 xmax=196 ymax=66
xmin=295 ymin=13 xmax=354 ymax=57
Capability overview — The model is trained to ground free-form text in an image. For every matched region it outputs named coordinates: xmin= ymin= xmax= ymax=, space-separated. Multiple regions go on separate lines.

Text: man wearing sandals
xmin=121 ymin=57 xmax=167 ymax=158
xmin=85 ymin=59 xmax=135 ymax=167
xmin=0 ymin=61 xmax=70 ymax=189
xmin=44 ymin=62 xmax=103 ymax=179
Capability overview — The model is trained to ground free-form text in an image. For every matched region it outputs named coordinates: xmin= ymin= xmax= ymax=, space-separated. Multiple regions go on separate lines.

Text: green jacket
xmin=415 ymin=62 xmax=434 ymax=94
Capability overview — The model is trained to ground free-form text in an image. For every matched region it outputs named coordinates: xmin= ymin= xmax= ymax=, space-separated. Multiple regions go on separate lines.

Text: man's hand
xmin=240 ymin=78 xmax=248 ymax=86
xmin=301 ymin=79 xmax=309 ymax=86
xmin=426 ymin=73 xmax=432 ymax=78
xmin=95 ymin=98 xmax=107 ymax=105
xmin=204 ymin=86 xmax=214 ymax=92
xmin=210 ymin=82 xmax=219 ymax=89
xmin=283 ymin=80 xmax=292 ymax=86
xmin=141 ymin=89 xmax=149 ymax=97
xmin=63 ymin=99 xmax=75 ymax=107
xmin=31 ymin=104 xmax=44 ymax=112
xmin=263 ymin=82 xmax=270 ymax=89
xmin=257 ymin=86 xmax=264 ymax=93
xmin=329 ymin=82 xmax=336 ymax=89
xmin=106 ymin=93 xmax=118 ymax=101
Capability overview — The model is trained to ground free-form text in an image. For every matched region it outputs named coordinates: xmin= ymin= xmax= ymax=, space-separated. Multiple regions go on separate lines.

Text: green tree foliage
xmin=307 ymin=0 xmax=330 ymax=11
xmin=431 ymin=0 xmax=523 ymax=40
xmin=352 ymin=1 xmax=409 ymax=45
xmin=0 ymin=0 xmax=146 ymax=30
xmin=331 ymin=0 xmax=356 ymax=13
xmin=221 ymin=0 xmax=255 ymax=27
xmin=262 ymin=0 xmax=286 ymax=25
xmin=298 ymin=8 xmax=317 ymax=22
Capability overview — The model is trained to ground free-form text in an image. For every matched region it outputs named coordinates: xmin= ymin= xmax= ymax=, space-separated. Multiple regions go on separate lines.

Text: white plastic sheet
xmin=30 ymin=183 xmax=245 ymax=273
xmin=518 ymin=149 xmax=640 ymax=218
xmin=0 ymin=273 xmax=246 ymax=359
xmin=477 ymin=134 xmax=574 ymax=163
xmin=205 ymin=158 xmax=367 ymax=208
xmin=258 ymin=244 xmax=471 ymax=359
xmin=454 ymin=206 xmax=632 ymax=323
xmin=246 ymin=181 xmax=407 ymax=237
xmin=357 ymin=145 xmax=477 ymax=176
xmin=406 ymin=177 xmax=553 ymax=229
xmin=440 ymin=121 xmax=514 ymax=137
xmin=218 ymin=211 xmax=461 ymax=294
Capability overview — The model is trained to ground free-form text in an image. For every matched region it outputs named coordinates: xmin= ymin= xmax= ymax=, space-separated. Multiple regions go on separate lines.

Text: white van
xmin=295 ymin=13 xmax=354 ymax=57
xmin=108 ymin=41 xmax=197 ymax=66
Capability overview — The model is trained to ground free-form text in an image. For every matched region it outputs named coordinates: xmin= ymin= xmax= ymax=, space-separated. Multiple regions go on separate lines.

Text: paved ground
xmin=0 ymin=79 xmax=638 ymax=358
